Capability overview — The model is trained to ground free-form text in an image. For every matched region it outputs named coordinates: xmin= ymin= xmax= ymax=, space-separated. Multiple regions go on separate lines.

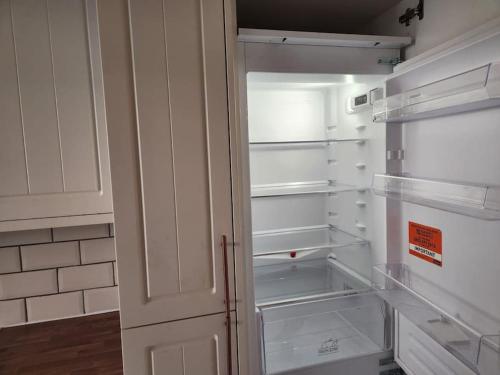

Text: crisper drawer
xmin=396 ymin=313 xmax=476 ymax=375
xmin=258 ymin=292 xmax=391 ymax=374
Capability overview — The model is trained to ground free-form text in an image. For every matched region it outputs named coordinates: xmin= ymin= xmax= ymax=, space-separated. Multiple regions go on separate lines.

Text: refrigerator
xmin=236 ymin=27 xmax=500 ymax=375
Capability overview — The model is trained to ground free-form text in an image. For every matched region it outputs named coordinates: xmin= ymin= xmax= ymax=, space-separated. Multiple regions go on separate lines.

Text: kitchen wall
xmin=0 ymin=224 xmax=118 ymax=327
xmin=363 ymin=0 xmax=500 ymax=59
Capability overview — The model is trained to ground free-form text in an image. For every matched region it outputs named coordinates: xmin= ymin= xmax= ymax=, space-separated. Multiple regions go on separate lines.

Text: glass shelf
xmin=258 ymin=292 xmax=388 ymax=374
xmin=249 ymin=138 xmax=366 ymax=146
xmin=254 ymin=257 xmax=370 ymax=306
xmin=372 ymin=263 xmax=500 ymax=374
xmin=253 ymin=226 xmax=367 ymax=257
xmin=252 ymin=181 xmax=366 ymax=198
xmin=373 ymin=62 xmax=500 ymax=122
xmin=372 ymin=174 xmax=500 ymax=220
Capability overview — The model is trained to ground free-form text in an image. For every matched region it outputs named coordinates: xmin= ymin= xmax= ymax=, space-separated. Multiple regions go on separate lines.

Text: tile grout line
xmin=56 ymin=268 xmax=60 ymax=293
xmin=17 ymin=246 xmax=23 ymax=272
xmin=78 ymin=240 xmax=83 ymax=265
xmin=82 ymin=290 xmax=86 ymax=314
xmin=0 ymin=260 xmax=115 ymax=276
xmin=1 ymin=285 xmax=118 ymax=303
xmin=0 ymin=235 xmax=111 ymax=249
xmin=23 ymin=297 xmax=28 ymax=323
xmin=0 ymin=224 xmax=114 ymax=249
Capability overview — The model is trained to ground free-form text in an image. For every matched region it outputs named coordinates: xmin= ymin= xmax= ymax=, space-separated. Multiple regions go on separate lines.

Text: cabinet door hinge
xmin=378 ymin=57 xmax=404 ymax=66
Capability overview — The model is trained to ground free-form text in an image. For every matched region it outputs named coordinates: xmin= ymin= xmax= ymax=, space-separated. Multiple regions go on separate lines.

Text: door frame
xmin=223 ymin=2 xmax=259 ymax=373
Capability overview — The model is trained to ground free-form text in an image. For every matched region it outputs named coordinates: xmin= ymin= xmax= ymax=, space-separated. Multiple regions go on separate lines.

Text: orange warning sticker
xmin=409 ymin=222 xmax=442 ymax=266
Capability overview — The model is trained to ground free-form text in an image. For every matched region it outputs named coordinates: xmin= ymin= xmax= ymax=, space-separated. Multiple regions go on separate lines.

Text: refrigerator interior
xmin=246 ymin=72 xmax=391 ymax=374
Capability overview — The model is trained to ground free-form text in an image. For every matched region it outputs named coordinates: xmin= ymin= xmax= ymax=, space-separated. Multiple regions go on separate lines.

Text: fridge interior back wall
xmin=247 ymin=74 xmax=386 ymax=258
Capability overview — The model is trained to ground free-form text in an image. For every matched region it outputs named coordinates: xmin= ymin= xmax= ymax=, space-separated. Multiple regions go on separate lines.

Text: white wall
xmin=364 ymin=0 xmax=500 ymax=59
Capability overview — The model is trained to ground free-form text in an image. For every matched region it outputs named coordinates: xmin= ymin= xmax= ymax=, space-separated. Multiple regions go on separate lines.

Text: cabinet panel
xmin=0 ymin=0 xmax=28 ymax=197
xmin=122 ymin=313 xmax=229 ymax=375
xmin=156 ymin=0 xmax=213 ymax=293
xmin=0 ymin=0 xmax=112 ymax=223
xmin=99 ymin=0 xmax=233 ymax=328
xmin=48 ymin=0 xmax=100 ymax=192
xmin=11 ymin=0 xmax=63 ymax=194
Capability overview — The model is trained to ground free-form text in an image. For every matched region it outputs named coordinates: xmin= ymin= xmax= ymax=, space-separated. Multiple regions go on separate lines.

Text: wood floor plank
xmin=0 ymin=312 xmax=123 ymax=374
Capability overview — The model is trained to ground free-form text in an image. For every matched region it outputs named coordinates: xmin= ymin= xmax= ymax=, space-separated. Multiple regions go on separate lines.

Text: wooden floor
xmin=0 ymin=312 xmax=123 ymax=374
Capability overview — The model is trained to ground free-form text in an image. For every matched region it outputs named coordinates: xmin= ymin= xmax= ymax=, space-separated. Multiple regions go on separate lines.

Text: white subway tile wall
xmin=0 ymin=299 xmax=26 ymax=326
xmin=0 ymin=270 xmax=58 ymax=299
xmin=83 ymin=286 xmax=119 ymax=313
xmin=53 ymin=224 xmax=109 ymax=242
xmin=80 ymin=237 xmax=115 ymax=264
xmin=0 ymin=229 xmax=52 ymax=247
xmin=27 ymin=291 xmax=84 ymax=322
xmin=59 ymin=263 xmax=114 ymax=292
xmin=21 ymin=242 xmax=80 ymax=271
xmin=0 ymin=247 xmax=21 ymax=274
xmin=0 ymin=224 xmax=117 ymax=327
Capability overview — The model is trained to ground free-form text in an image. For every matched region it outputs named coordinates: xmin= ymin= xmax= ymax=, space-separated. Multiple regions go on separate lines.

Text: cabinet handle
xmin=221 ymin=234 xmax=233 ymax=375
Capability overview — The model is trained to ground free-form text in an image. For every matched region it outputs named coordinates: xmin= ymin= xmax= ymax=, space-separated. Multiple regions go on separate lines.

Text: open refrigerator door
xmin=370 ymin=28 xmax=500 ymax=375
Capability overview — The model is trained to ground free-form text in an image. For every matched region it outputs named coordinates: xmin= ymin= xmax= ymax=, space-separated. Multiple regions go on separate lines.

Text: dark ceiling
xmin=237 ymin=0 xmax=402 ymax=34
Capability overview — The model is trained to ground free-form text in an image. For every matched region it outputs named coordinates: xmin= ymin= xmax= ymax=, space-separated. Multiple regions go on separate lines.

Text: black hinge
xmin=378 ymin=57 xmax=404 ymax=66
xmin=399 ymin=0 xmax=424 ymax=26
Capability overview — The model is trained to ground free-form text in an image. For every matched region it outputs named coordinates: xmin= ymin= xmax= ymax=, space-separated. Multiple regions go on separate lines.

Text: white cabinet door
xmin=122 ymin=313 xmax=230 ymax=375
xmin=0 ymin=0 xmax=112 ymax=224
xmin=98 ymin=0 xmax=233 ymax=329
